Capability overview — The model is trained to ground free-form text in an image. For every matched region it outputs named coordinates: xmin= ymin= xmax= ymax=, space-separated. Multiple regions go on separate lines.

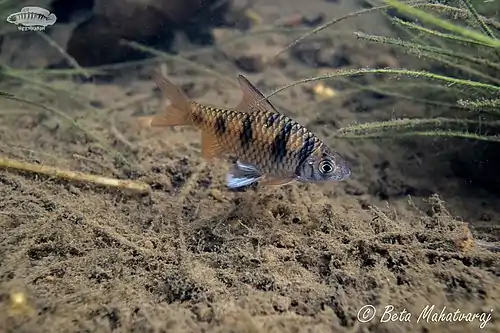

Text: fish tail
xmin=46 ymin=13 xmax=56 ymax=25
xmin=138 ymin=70 xmax=193 ymax=128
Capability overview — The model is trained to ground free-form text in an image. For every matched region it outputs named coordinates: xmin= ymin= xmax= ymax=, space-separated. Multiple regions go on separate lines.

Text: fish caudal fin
xmin=226 ymin=160 xmax=263 ymax=189
xmin=46 ymin=13 xmax=56 ymax=25
xmin=142 ymin=70 xmax=192 ymax=128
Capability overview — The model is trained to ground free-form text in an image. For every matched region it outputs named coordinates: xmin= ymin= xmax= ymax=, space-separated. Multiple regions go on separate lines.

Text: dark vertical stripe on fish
xmin=265 ymin=113 xmax=279 ymax=128
xmin=271 ymin=121 xmax=292 ymax=163
xmin=214 ymin=115 xmax=227 ymax=135
xmin=296 ymin=134 xmax=316 ymax=168
xmin=240 ymin=114 xmax=253 ymax=149
xmin=192 ymin=109 xmax=202 ymax=124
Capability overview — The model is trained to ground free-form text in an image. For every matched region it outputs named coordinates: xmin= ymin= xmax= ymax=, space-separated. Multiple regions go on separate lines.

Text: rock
xmin=66 ymin=9 xmax=174 ymax=67
xmin=234 ymin=55 xmax=266 ymax=73
xmin=65 ymin=0 xmax=234 ymax=67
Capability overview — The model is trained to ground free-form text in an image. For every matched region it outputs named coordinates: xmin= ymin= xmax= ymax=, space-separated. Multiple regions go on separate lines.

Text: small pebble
xmin=234 ymin=55 xmax=266 ymax=73
xmin=210 ymin=189 xmax=226 ymax=202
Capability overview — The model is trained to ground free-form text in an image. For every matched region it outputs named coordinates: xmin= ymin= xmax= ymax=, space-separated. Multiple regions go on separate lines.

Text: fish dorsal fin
xmin=21 ymin=6 xmax=50 ymax=16
xmin=235 ymin=75 xmax=279 ymax=114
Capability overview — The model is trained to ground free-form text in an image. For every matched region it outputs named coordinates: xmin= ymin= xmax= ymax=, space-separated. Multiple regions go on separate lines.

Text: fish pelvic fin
xmin=226 ymin=160 xmax=263 ymax=189
xmin=139 ymin=69 xmax=193 ymax=128
xmin=235 ymin=74 xmax=279 ymax=114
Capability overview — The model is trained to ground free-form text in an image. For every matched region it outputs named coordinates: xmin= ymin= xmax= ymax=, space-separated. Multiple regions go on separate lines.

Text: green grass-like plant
xmin=272 ymin=0 xmax=500 ymax=142
xmin=2 ymin=0 xmax=499 ymax=149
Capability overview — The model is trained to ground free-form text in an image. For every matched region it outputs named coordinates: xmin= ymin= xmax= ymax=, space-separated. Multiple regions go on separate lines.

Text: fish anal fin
xmin=226 ymin=160 xmax=263 ymax=189
xmin=235 ymin=74 xmax=279 ymax=114
xmin=201 ymin=130 xmax=226 ymax=159
xmin=260 ymin=176 xmax=297 ymax=186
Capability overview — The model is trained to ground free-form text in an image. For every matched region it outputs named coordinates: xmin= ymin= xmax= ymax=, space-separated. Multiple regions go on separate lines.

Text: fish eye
xmin=319 ymin=160 xmax=334 ymax=174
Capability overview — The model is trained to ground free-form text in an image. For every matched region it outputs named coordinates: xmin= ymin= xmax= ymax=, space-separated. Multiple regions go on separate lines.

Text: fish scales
xmin=142 ymin=70 xmax=351 ymax=188
xmin=190 ymin=102 xmax=323 ymax=177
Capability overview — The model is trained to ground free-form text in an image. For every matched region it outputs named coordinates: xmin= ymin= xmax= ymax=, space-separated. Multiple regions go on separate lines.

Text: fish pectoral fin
xmin=235 ymin=74 xmax=279 ymax=114
xmin=201 ymin=130 xmax=226 ymax=159
xmin=260 ymin=175 xmax=297 ymax=186
xmin=226 ymin=161 xmax=263 ymax=188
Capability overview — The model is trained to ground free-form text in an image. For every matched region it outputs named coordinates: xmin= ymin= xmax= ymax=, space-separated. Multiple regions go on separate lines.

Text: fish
xmin=6 ymin=7 xmax=57 ymax=27
xmin=139 ymin=70 xmax=351 ymax=189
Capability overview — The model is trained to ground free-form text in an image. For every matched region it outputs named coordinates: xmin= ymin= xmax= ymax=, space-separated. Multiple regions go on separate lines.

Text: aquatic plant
xmin=1 ymin=0 xmax=498 ymax=189
xmin=273 ymin=0 xmax=500 ymax=142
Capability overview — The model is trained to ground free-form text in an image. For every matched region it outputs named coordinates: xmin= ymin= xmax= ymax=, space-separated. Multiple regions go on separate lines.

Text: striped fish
xmin=139 ymin=70 xmax=351 ymax=189
xmin=7 ymin=7 xmax=56 ymax=27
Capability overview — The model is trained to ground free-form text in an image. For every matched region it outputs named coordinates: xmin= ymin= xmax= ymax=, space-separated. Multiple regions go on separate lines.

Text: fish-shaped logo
xmin=139 ymin=70 xmax=351 ymax=189
xmin=6 ymin=6 xmax=57 ymax=31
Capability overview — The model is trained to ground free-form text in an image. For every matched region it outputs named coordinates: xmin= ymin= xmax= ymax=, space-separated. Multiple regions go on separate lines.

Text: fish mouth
xmin=334 ymin=162 xmax=351 ymax=181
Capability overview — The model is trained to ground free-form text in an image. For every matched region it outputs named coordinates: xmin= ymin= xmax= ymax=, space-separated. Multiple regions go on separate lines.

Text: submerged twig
xmin=0 ymin=157 xmax=150 ymax=193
